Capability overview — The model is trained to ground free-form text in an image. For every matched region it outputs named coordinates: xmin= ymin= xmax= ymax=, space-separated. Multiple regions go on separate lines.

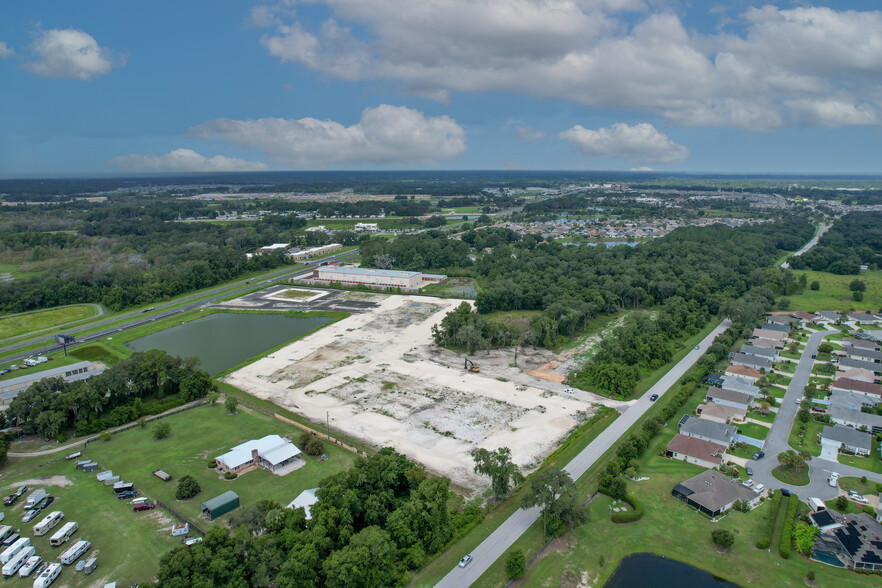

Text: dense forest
xmin=423 ymin=216 xmax=814 ymax=397
xmin=150 ymin=449 xmax=480 ymax=588
xmin=5 ymin=350 xmax=215 ymax=439
xmin=789 ymin=212 xmax=882 ymax=274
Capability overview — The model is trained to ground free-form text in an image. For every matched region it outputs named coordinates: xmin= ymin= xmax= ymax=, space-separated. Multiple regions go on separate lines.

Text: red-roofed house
xmin=724 ymin=365 xmax=763 ymax=383
xmin=665 ymin=434 xmax=726 ymax=469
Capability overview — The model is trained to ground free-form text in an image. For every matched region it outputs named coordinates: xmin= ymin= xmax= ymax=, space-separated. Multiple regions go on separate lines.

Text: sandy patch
xmin=7 ymin=475 xmax=73 ymax=489
xmin=263 ymin=287 xmax=330 ymax=303
xmin=225 ymin=294 xmax=601 ymax=492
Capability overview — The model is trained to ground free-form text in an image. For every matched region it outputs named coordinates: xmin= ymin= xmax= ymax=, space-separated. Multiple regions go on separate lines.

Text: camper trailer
xmin=34 ymin=511 xmax=64 ymax=536
xmin=2 ymin=545 xmax=35 ymax=577
xmin=60 ymin=539 xmax=90 ymax=565
xmin=0 ymin=537 xmax=30 ymax=564
xmin=49 ymin=521 xmax=77 ymax=546
xmin=33 ymin=562 xmax=61 ymax=588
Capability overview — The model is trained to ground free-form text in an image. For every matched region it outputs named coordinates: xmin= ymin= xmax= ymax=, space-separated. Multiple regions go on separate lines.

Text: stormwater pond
xmin=605 ymin=553 xmax=741 ymax=588
xmin=127 ymin=312 xmax=331 ymax=375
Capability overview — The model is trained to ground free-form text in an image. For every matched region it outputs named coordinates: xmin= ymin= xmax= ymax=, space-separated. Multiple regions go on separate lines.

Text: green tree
xmin=793 ymin=522 xmax=819 ymax=556
xmin=505 ymin=549 xmax=526 ymax=580
xmin=849 ymin=279 xmax=867 ymax=292
xmin=323 ymin=526 xmax=401 ymax=588
xmin=522 ymin=469 xmax=587 ymax=536
xmin=810 ymin=280 xmax=820 ymax=291
xmin=471 ymin=447 xmax=524 ymax=501
xmin=99 ymin=430 xmax=112 ymax=442
xmin=777 ymin=449 xmax=811 ymax=472
xmin=207 ymin=390 xmax=219 ymax=404
xmin=176 ymin=474 xmax=201 ymax=500
xmin=152 ymin=421 xmax=171 ymax=440
xmin=711 ymin=529 xmax=735 ymax=550
xmin=225 ymin=396 xmax=239 ymax=414
xmin=854 ymin=290 xmax=864 ymax=302
xmin=835 ymin=495 xmax=848 ymax=511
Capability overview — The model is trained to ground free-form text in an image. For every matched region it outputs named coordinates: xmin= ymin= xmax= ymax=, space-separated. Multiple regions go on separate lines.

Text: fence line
xmin=272 ymin=413 xmax=365 ymax=455
xmin=154 ymin=498 xmax=206 ymax=536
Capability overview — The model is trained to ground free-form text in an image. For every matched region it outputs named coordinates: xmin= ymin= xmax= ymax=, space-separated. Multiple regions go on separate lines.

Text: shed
xmin=201 ymin=491 xmax=240 ymax=520
xmin=153 ymin=470 xmax=172 ymax=482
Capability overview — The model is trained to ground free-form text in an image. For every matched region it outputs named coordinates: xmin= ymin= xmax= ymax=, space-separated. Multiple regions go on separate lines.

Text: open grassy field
xmin=788 ymin=269 xmax=882 ymax=312
xmin=421 ymin=277 xmax=479 ymax=299
xmin=85 ymin=403 xmax=357 ymax=525
xmin=0 ymin=305 xmax=100 ymax=340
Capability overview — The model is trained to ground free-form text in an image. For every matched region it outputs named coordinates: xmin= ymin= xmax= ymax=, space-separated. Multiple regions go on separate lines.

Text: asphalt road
xmin=780 ymin=223 xmax=830 ymax=269
xmin=436 ymin=319 xmax=732 ymax=587
xmin=751 ymin=328 xmax=882 ymax=499
xmin=0 ymin=250 xmax=357 ymax=361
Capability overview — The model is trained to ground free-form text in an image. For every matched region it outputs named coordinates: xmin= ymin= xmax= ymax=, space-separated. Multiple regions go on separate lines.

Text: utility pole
xmin=326 ymin=411 xmax=330 ymax=441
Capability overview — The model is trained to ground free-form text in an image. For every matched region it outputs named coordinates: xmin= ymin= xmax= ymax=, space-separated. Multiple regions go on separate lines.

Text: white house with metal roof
xmin=286 ymin=488 xmax=319 ymax=520
xmin=215 ymin=435 xmax=302 ymax=475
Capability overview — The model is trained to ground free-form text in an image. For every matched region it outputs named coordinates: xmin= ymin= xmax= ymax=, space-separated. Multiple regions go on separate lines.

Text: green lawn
xmin=737 ymin=422 xmax=770 ymax=440
xmin=729 ymin=442 xmax=762 ymax=460
xmin=421 ymin=277 xmax=480 ymax=299
xmin=767 ymin=373 xmax=791 ymax=386
xmin=839 ymin=476 xmax=882 ymax=494
xmin=788 ymin=418 xmax=824 ymax=456
xmin=746 ymin=410 xmax=776 ymax=424
xmin=771 ymin=464 xmax=809 ymax=486
xmin=70 ymin=342 xmax=127 ymax=365
xmin=787 ymin=269 xmax=882 ymax=312
xmin=767 ymin=386 xmax=786 ymax=399
xmin=825 ymin=497 xmax=867 ymax=516
xmin=775 ymin=362 xmax=796 ymax=373
xmin=838 ymin=437 xmax=882 ymax=474
xmin=0 ymin=304 xmax=99 ymax=340
xmin=85 ymin=404 xmax=356 ymax=526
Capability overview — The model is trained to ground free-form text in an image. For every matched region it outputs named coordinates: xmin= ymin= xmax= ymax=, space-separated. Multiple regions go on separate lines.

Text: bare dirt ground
xmin=225 ymin=293 xmax=625 ymax=492
xmin=6 ymin=475 xmax=73 ymax=489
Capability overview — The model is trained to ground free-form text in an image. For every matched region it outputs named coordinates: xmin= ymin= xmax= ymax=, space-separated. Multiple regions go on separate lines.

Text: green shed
xmin=201 ymin=491 xmax=240 ymax=520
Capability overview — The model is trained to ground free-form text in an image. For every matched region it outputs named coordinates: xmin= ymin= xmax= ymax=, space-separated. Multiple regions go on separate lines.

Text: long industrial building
xmin=0 ymin=361 xmax=104 ymax=407
xmin=310 ymin=266 xmax=446 ymax=289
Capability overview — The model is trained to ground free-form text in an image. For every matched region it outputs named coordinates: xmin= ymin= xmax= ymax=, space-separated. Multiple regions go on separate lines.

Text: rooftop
xmin=829 ymin=406 xmax=882 ymax=430
xmin=697 ymin=402 xmax=746 ymax=422
xmin=666 ymin=434 xmax=725 ymax=465
xmin=675 ymin=469 xmax=758 ymax=513
xmin=833 ymin=377 xmax=882 ymax=397
xmin=679 ymin=415 xmax=737 ymax=443
xmin=822 ymin=424 xmax=873 ymax=452
xmin=216 ymin=435 xmax=302 ymax=470
xmin=318 ymin=266 xmax=421 ymax=278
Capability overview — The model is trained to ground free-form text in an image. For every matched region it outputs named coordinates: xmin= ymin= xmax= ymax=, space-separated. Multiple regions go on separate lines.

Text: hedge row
xmin=611 ymin=494 xmax=645 ymax=524
xmin=756 ymin=490 xmax=782 ymax=549
xmin=779 ymin=493 xmax=799 ymax=559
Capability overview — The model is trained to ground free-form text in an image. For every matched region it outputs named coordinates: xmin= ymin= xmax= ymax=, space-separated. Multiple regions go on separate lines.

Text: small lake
xmin=605 ymin=553 xmax=742 ymax=588
xmin=127 ymin=312 xmax=331 ymax=375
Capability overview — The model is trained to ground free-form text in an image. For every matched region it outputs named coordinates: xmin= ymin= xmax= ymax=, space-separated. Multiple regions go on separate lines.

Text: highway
xmin=0 ymin=250 xmax=358 ymax=361
xmin=780 ymin=223 xmax=830 ymax=269
xmin=436 ymin=319 xmax=731 ymax=587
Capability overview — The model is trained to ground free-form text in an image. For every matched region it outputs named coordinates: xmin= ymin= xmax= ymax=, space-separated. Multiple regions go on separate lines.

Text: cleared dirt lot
xmin=225 ymin=293 xmax=611 ymax=492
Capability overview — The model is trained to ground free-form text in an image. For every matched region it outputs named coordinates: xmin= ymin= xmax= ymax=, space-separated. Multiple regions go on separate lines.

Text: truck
xmin=49 ymin=522 xmax=77 ymax=546
xmin=2 ymin=545 xmax=35 ymax=577
xmin=33 ymin=562 xmax=61 ymax=588
xmin=34 ymin=511 xmax=64 ymax=536
xmin=24 ymin=488 xmax=46 ymax=510
xmin=60 ymin=539 xmax=90 ymax=565
xmin=22 ymin=358 xmax=38 ymax=368
xmin=0 ymin=537 xmax=30 ymax=564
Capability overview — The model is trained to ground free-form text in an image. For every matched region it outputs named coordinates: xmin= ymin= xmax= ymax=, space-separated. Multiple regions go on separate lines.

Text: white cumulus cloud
xmin=107 ymin=149 xmax=269 ymax=173
xmin=560 ymin=122 xmax=689 ymax=165
xmin=515 ymin=125 xmax=545 ymax=141
xmin=187 ymin=105 xmax=466 ymax=167
xmin=26 ymin=28 xmax=125 ymax=80
xmin=0 ymin=41 xmax=13 ymax=58
xmin=254 ymin=1 xmax=882 ymax=130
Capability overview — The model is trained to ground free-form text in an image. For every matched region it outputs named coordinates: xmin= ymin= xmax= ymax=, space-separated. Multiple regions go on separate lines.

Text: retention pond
xmin=605 ymin=553 xmax=741 ymax=588
xmin=127 ymin=312 xmax=331 ymax=375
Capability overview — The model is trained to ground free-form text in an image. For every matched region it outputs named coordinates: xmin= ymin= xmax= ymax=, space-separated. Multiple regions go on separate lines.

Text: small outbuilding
xmin=153 ymin=470 xmax=172 ymax=482
xmin=201 ymin=491 xmax=240 ymax=520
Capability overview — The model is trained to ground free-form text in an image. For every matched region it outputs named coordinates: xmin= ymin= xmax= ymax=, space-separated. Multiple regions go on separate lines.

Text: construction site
xmin=224 ymin=292 xmax=625 ymax=492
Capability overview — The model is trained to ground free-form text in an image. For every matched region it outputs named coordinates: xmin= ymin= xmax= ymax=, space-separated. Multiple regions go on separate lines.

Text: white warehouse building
xmin=312 ymin=267 xmax=445 ymax=289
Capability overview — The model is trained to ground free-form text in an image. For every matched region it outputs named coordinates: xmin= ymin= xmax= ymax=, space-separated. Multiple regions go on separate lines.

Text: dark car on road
xmin=780 ymin=488 xmax=791 ymax=497
xmin=3 ymin=495 xmax=17 ymax=507
xmin=752 ymin=451 xmax=765 ymax=460
xmin=118 ymin=490 xmax=139 ymax=500
xmin=649 ymin=394 xmax=659 ymax=401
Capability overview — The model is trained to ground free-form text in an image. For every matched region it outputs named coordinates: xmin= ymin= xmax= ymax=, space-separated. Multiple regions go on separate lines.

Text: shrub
xmin=611 ymin=495 xmax=644 ymax=524
xmin=224 ymin=471 xmax=238 ymax=480
xmin=756 ymin=490 xmax=781 ymax=549
xmin=863 ymin=505 xmax=876 ymax=517
xmin=176 ymin=475 xmax=201 ymax=500
xmin=225 ymin=396 xmax=239 ymax=414
xmin=835 ymin=495 xmax=848 ymax=511
xmin=711 ymin=529 xmax=735 ymax=550
xmin=138 ymin=417 xmax=147 ymax=428
xmin=99 ymin=430 xmax=112 ymax=442
xmin=299 ymin=432 xmax=314 ymax=448
xmin=505 ymin=549 xmax=525 ymax=580
xmin=304 ymin=436 xmax=324 ymax=457
xmin=861 ymin=475 xmax=868 ymax=484
xmin=207 ymin=459 xmax=217 ymax=468
xmin=779 ymin=494 xmax=798 ymax=559
xmin=806 ymin=570 xmax=815 ymax=581
xmin=208 ymin=390 xmax=219 ymax=404
xmin=152 ymin=421 xmax=171 ymax=440
xmin=810 ymin=281 xmax=820 ymax=291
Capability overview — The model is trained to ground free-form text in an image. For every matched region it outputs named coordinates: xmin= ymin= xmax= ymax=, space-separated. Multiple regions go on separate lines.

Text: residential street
xmin=436 ymin=319 xmax=732 ymax=587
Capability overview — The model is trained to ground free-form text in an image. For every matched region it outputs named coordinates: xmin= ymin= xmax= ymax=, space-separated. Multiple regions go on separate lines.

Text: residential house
xmin=832 ymin=377 xmax=882 ymax=400
xmin=706 ymin=388 xmax=753 ymax=411
xmin=704 ymin=373 xmax=725 ymax=387
xmin=836 ymin=367 xmax=877 ymax=383
xmin=830 ymin=389 xmax=878 ymax=412
xmin=665 ymin=434 xmax=726 ymax=469
xmin=843 ymin=337 xmax=880 ymax=351
xmin=751 ymin=329 xmax=787 ymax=347
xmin=816 ymin=311 xmax=841 ymax=324
xmin=724 ymin=365 xmax=763 ymax=383
xmin=809 ymin=509 xmax=844 ymax=534
xmin=286 ymin=488 xmax=319 ymax=520
xmin=829 ymin=406 xmax=882 ymax=434
xmin=678 ymin=415 xmax=737 ymax=447
xmin=215 ymin=435 xmax=302 ymax=474
xmin=837 ymin=357 xmax=882 ymax=374
xmin=739 ymin=344 xmax=779 ymax=361
xmin=844 ymin=346 xmax=882 ymax=363
xmin=718 ymin=377 xmax=760 ymax=397
xmin=672 ymin=470 xmax=762 ymax=518
xmin=729 ymin=352 xmax=773 ymax=371
xmin=820 ymin=424 xmax=872 ymax=457
xmin=846 ymin=312 xmax=882 ymax=325
xmin=696 ymin=402 xmax=746 ymax=424
xmin=761 ymin=322 xmax=792 ymax=334
xmin=791 ymin=311 xmax=819 ymax=323
xmin=811 ymin=513 xmax=882 ymax=572
xmin=747 ymin=338 xmax=779 ymax=349
xmin=767 ymin=315 xmax=799 ymax=327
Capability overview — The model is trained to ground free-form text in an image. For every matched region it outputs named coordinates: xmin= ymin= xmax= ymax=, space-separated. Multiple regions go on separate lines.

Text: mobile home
xmin=33 ymin=562 xmax=61 ymax=588
xmin=60 ymin=539 xmax=90 ymax=565
xmin=34 ymin=511 xmax=64 ymax=536
xmin=24 ymin=488 xmax=46 ymax=509
xmin=50 ymin=521 xmax=77 ymax=546
xmin=0 ymin=537 xmax=30 ymax=564
xmin=2 ymin=545 xmax=34 ymax=577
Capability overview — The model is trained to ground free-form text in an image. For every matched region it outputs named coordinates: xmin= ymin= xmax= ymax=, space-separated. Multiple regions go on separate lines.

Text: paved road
xmin=436 ymin=319 xmax=732 ymax=587
xmin=780 ymin=223 xmax=830 ymax=269
xmin=751 ymin=328 xmax=882 ymax=499
xmin=0 ymin=250 xmax=357 ymax=361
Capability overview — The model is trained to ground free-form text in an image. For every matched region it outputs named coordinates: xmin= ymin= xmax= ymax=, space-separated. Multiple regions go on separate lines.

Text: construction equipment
xmin=464 ymin=358 xmax=480 ymax=373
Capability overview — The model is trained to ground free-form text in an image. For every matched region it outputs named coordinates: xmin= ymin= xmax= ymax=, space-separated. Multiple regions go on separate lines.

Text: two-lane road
xmin=436 ymin=319 xmax=731 ymax=587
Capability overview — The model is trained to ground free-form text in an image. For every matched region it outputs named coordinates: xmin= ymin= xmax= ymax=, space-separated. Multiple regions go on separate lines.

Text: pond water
xmin=605 ymin=553 xmax=742 ymax=588
xmin=127 ymin=312 xmax=331 ymax=375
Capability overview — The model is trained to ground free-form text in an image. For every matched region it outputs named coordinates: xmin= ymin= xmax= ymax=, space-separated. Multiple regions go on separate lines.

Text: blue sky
xmin=1 ymin=1 xmax=881 ymax=176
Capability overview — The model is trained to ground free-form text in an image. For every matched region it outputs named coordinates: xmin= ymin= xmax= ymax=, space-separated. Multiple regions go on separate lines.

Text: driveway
xmin=819 ymin=443 xmax=838 ymax=461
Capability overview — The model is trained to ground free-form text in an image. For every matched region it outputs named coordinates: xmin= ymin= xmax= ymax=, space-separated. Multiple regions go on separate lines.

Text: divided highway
xmin=0 ymin=250 xmax=357 ymax=361
xmin=437 ymin=319 xmax=731 ymax=587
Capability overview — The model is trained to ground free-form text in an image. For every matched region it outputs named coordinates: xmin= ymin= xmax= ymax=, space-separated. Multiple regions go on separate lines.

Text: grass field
xmin=421 ymin=277 xmax=479 ymax=299
xmin=737 ymin=422 xmax=770 ymax=440
xmin=85 ymin=404 xmax=357 ymax=525
xmin=771 ymin=464 xmax=809 ymax=485
xmin=788 ymin=418 xmax=824 ymax=456
xmin=788 ymin=269 xmax=882 ymax=312
xmin=276 ymin=289 xmax=315 ymax=299
xmin=0 ymin=305 xmax=99 ymax=340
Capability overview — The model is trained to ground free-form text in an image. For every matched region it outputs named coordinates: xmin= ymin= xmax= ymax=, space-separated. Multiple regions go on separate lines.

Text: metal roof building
xmin=0 ymin=361 xmax=104 ymax=405
xmin=202 ymin=491 xmax=240 ymax=520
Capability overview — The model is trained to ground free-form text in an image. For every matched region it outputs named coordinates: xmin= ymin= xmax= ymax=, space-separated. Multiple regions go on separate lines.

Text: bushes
xmin=505 ymin=549 xmax=525 ymax=580
xmin=299 ymin=432 xmax=325 ymax=457
xmin=207 ymin=459 xmax=217 ymax=468
xmin=152 ymin=421 xmax=171 ymax=440
xmin=224 ymin=471 xmax=238 ymax=480
xmin=611 ymin=495 xmax=644 ymax=524
xmin=756 ymin=490 xmax=781 ymax=549
xmin=711 ymin=529 xmax=735 ymax=551
xmin=779 ymin=494 xmax=799 ymax=559
xmin=176 ymin=474 xmax=201 ymax=500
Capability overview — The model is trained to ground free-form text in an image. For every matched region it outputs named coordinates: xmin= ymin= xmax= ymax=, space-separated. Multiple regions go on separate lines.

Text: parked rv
xmin=0 ymin=525 xmax=13 ymax=543
xmin=33 ymin=562 xmax=61 ymax=588
xmin=34 ymin=511 xmax=64 ymax=536
xmin=0 ymin=537 xmax=30 ymax=564
xmin=60 ymin=539 xmax=90 ymax=565
xmin=49 ymin=522 xmax=77 ymax=546
xmin=2 ymin=545 xmax=35 ymax=577
xmin=1 ymin=533 xmax=19 ymax=546
xmin=18 ymin=554 xmax=41 ymax=577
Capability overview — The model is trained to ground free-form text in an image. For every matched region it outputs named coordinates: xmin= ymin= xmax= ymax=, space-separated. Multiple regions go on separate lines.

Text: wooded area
xmin=789 ymin=212 xmax=882 ymax=274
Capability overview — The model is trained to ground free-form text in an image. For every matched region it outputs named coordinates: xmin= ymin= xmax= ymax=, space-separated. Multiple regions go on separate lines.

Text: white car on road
xmin=828 ymin=472 xmax=839 ymax=487
xmin=458 ymin=555 xmax=473 ymax=568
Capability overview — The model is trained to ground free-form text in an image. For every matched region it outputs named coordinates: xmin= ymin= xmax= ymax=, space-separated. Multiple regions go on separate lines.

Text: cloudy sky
xmin=2 ymin=1 xmax=882 ymax=175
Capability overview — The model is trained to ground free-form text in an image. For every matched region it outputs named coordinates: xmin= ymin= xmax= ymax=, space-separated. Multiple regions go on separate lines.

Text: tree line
xmin=789 ymin=212 xmax=882 ymax=274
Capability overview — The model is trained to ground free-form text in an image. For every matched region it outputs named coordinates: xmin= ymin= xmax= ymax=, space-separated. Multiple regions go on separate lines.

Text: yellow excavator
xmin=464 ymin=358 xmax=480 ymax=373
